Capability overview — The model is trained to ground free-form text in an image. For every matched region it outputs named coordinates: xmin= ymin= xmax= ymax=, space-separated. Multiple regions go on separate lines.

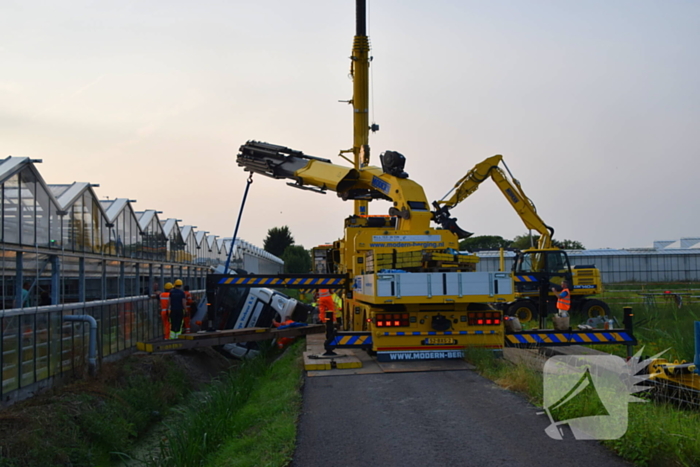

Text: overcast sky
xmin=2 ymin=0 xmax=699 ymax=251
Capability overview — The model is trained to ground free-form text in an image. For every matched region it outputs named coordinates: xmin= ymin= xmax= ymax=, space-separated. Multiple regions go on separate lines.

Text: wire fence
xmin=1 ymin=291 xmax=203 ymax=404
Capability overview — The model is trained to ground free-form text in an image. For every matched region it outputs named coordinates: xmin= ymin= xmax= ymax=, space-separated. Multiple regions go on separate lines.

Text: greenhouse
xmin=0 ymin=156 xmax=281 ymax=403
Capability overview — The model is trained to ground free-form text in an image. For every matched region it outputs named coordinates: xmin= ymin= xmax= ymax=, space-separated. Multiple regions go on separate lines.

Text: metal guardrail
xmin=0 ymin=291 xmax=203 ymax=402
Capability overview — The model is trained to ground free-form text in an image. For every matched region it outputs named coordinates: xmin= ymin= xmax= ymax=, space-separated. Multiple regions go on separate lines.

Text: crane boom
xmin=434 ymin=155 xmax=554 ymax=249
xmin=237 ymin=141 xmax=435 ymax=234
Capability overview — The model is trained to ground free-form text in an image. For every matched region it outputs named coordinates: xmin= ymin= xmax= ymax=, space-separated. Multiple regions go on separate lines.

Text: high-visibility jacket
xmin=557 ymin=288 xmax=571 ymax=311
xmin=317 ymin=289 xmax=335 ymax=323
xmin=332 ymin=293 xmax=343 ymax=318
xmin=159 ymin=292 xmax=171 ymax=340
xmin=159 ymin=292 xmax=170 ymax=312
xmin=183 ymin=290 xmax=193 ymax=332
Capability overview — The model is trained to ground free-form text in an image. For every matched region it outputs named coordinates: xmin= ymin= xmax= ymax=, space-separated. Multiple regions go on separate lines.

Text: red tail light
xmin=375 ymin=313 xmax=409 ymax=327
xmin=468 ymin=311 xmax=502 ymax=326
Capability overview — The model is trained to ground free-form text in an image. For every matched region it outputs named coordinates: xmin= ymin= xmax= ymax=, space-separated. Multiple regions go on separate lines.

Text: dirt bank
xmin=0 ymin=348 xmax=236 ymax=466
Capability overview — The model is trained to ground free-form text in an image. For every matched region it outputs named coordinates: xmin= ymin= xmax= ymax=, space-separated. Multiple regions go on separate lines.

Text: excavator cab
xmin=512 ymin=249 xmax=573 ymax=293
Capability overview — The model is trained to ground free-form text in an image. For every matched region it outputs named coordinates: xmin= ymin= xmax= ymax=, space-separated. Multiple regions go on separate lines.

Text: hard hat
xmin=174 ymin=279 xmax=183 ymax=287
xmin=165 ymin=282 xmax=173 ymax=290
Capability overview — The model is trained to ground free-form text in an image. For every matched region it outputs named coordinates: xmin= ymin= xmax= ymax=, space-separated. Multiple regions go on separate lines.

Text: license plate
xmin=424 ymin=337 xmax=458 ymax=345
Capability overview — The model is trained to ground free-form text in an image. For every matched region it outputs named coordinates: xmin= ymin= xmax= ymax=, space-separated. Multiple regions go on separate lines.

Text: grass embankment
xmin=600 ymin=284 xmax=700 ymax=361
xmin=0 ymin=355 xmax=192 ymax=466
xmin=469 ymin=284 xmax=700 ymax=467
xmin=0 ymin=343 xmax=304 ymax=467
xmin=153 ymin=342 xmax=304 ymax=467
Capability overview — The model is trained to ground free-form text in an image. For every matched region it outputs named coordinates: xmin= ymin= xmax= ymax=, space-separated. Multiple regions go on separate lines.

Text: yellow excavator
xmin=434 ymin=155 xmax=609 ymax=322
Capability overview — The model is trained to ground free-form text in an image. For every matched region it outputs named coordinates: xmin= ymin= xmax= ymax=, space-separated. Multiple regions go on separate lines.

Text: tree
xmin=281 ymin=245 xmax=312 ymax=273
xmin=510 ymin=234 xmax=538 ymax=250
xmin=554 ymin=239 xmax=585 ymax=250
xmin=263 ymin=226 xmax=295 ymax=258
xmin=459 ymin=235 xmax=512 ymax=251
xmin=511 ymin=232 xmax=585 ymax=250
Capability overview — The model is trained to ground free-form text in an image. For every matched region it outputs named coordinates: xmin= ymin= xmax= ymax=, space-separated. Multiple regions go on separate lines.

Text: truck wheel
xmin=509 ymin=302 xmax=537 ymax=323
xmin=581 ymin=299 xmax=610 ymax=318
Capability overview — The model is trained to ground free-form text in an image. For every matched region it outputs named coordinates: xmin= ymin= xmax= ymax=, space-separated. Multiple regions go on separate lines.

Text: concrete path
xmin=292 ymin=339 xmax=632 ymax=467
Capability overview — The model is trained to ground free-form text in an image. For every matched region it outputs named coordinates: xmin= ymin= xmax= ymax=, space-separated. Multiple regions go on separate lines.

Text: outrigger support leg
xmin=323 ymin=319 xmax=339 ymax=356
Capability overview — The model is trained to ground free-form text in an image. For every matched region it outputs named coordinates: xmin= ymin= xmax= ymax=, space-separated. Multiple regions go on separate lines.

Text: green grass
xmin=0 ymin=355 xmax=191 ymax=467
xmin=607 ymin=402 xmax=700 ymax=467
xmin=465 ymin=348 xmax=543 ymax=404
xmin=601 ymin=282 xmax=700 ymax=315
xmin=622 ymin=304 xmax=699 ymax=362
xmin=204 ymin=346 xmax=303 ymax=467
xmin=152 ymin=342 xmax=304 ymax=467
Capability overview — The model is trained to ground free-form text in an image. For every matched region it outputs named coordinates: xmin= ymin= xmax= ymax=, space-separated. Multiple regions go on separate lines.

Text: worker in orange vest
xmin=183 ymin=284 xmax=193 ymax=333
xmin=552 ymin=280 xmax=571 ymax=317
xmin=317 ymin=288 xmax=336 ymax=324
xmin=160 ymin=283 xmax=173 ymax=339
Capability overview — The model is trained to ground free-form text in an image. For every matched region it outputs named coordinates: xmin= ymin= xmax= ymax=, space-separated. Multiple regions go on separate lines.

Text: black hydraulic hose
xmin=356 ymin=0 xmax=366 ymax=36
xmin=224 ymin=173 xmax=254 ymax=273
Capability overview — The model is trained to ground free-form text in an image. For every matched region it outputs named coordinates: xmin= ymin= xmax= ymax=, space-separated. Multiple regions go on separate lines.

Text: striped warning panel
xmin=505 ymin=330 xmax=636 ymax=347
xmin=300 ymin=288 xmax=342 ymax=295
xmin=330 ymin=333 xmax=373 ymax=348
xmin=218 ymin=275 xmax=346 ymax=288
xmin=514 ymin=275 xmax=538 ymax=282
xmin=381 ymin=330 xmax=498 ymax=336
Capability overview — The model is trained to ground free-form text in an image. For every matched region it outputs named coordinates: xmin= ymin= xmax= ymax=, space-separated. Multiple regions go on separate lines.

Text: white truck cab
xmin=222 ymin=287 xmax=300 ymax=358
xmin=206 ymin=267 xmax=310 ymax=358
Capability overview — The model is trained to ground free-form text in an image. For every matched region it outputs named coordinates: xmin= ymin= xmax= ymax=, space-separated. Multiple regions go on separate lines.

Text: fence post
xmin=623 ymin=306 xmax=634 ymax=359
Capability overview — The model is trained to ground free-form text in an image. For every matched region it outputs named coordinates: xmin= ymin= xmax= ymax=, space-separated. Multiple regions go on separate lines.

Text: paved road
xmin=292 ymin=369 xmax=632 ymax=467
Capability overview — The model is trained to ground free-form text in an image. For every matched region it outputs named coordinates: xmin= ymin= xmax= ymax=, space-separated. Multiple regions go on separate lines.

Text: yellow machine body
xmin=235 ymin=2 xmax=515 ymax=359
xmin=436 ymin=154 xmax=609 ymax=320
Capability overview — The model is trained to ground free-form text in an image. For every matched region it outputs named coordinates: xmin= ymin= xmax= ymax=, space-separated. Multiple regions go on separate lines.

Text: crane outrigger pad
xmin=505 ymin=329 xmax=637 ymax=347
xmin=210 ymin=273 xmax=347 ymax=289
xmin=137 ymin=324 xmax=325 ymax=353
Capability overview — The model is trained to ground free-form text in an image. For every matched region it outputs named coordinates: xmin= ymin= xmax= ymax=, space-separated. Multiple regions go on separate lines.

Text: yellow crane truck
xmin=237 ymin=141 xmax=514 ymax=361
xmin=435 ymin=155 xmax=610 ymax=323
xmin=233 ymin=1 xmax=518 ymax=365
xmin=214 ymin=0 xmax=638 ymax=361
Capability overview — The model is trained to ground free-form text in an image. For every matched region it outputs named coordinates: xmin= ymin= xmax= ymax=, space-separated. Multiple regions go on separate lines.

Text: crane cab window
xmin=516 ymin=253 xmax=535 ymax=273
xmin=514 ymin=250 xmax=570 ymax=275
xmin=546 ymin=251 xmax=570 ymax=273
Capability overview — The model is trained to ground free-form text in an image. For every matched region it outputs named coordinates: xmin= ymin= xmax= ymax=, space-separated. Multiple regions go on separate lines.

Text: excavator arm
xmin=434 ymin=155 xmax=554 ymax=249
xmin=237 ymin=141 xmax=436 ymax=233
